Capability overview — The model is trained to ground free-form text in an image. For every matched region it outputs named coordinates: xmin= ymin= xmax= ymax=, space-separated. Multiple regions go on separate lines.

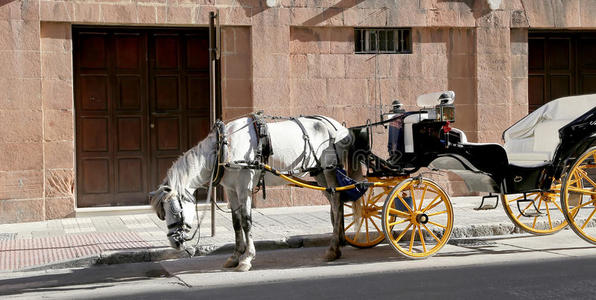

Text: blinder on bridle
xmin=164 ymin=191 xmax=197 ymax=245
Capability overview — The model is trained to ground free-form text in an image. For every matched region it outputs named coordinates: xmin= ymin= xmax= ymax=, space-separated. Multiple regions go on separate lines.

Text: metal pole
xmin=208 ymin=11 xmax=217 ymax=237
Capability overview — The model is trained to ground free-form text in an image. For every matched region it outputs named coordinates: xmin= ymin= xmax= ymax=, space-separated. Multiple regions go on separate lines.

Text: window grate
xmin=355 ymin=28 xmax=412 ymax=54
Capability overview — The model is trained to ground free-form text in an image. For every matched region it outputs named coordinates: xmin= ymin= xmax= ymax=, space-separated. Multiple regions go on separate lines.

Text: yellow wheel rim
xmin=344 ymin=177 xmax=403 ymax=248
xmin=382 ymin=178 xmax=454 ymax=259
xmin=502 ymin=181 xmax=568 ymax=235
xmin=562 ymin=147 xmax=596 ymax=244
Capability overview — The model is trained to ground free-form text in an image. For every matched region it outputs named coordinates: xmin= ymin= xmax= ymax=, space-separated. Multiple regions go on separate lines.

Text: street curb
xmin=13 ymin=223 xmax=529 ymax=272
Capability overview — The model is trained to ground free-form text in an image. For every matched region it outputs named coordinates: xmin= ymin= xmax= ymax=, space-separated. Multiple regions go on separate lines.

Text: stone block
xmin=165 ymin=6 xmax=193 ymax=24
xmin=222 ymin=107 xmax=254 ymax=120
xmin=475 ymin=27 xmax=509 ymax=55
xmin=511 ymin=54 xmax=528 ymax=78
xmin=42 ymin=79 xmax=74 ymax=110
xmin=289 ymin=78 xmax=327 ymax=107
xmin=290 ymin=27 xmax=329 ymax=54
xmin=253 ymin=53 xmax=288 ymax=78
xmin=511 ymin=77 xmax=528 ymax=106
xmin=344 ymin=54 xmax=374 ymax=79
xmin=41 ymin=52 xmax=72 ymax=81
xmin=448 ymin=28 xmax=475 ymax=55
xmin=475 ymin=10 xmax=510 ymax=28
xmin=44 ymin=141 xmax=74 ymax=169
xmin=289 ymin=7 xmax=324 ymax=26
xmin=327 ymin=78 xmax=367 ymax=106
xmin=426 ymin=8 xmax=458 ymax=27
xmin=477 ymin=53 xmax=511 ymax=78
xmin=477 ymin=104 xmax=508 ymax=132
xmin=290 ymin=54 xmax=308 ymax=79
xmin=0 ymin=0 xmax=39 ymax=21
xmin=73 ymin=2 xmax=102 ymax=23
xmin=448 ymin=78 xmax=476 ymax=105
xmin=234 ymin=27 xmax=251 ymax=54
xmin=0 ymin=170 xmax=43 ymax=200
xmin=448 ymin=54 xmax=475 ymax=78
xmin=252 ymin=7 xmax=290 ymax=26
xmin=422 ymin=54 xmax=448 ymax=78
xmin=452 ymin=104 xmax=477 ymax=134
xmin=40 ymin=22 xmax=71 ymax=53
xmin=223 ymin=79 xmax=253 ymax=108
xmin=343 ymin=106 xmax=372 ymax=127
xmin=0 ymin=142 xmax=43 ymax=171
xmin=477 ymin=129 xmax=503 ymax=144
xmin=418 ymin=28 xmax=448 ymax=55
xmin=137 ymin=5 xmax=157 ymax=24
xmin=390 ymin=54 xmax=423 ymax=79
xmin=0 ymin=51 xmax=41 ymax=79
xmin=40 ymin=1 xmax=74 ymax=22
xmin=306 ymin=54 xmax=321 ymax=78
xmin=253 ymin=25 xmax=289 ymax=54
xmin=510 ymin=28 xmax=528 ymax=55
xmin=45 ymin=169 xmax=75 ymax=198
xmin=252 ymin=78 xmax=289 ymax=107
xmin=477 ymin=77 xmax=510 ymax=105
xmin=329 ymin=27 xmax=353 ymax=54
xmin=219 ymin=7 xmax=252 ymax=26
xmin=580 ymin=0 xmax=596 ymax=27
xmin=522 ymin=0 xmax=555 ymax=28
xmin=101 ymin=4 xmax=138 ymax=23
xmin=0 ymin=198 xmax=45 ymax=224
xmin=320 ymin=54 xmax=345 ymax=78
xmin=291 ymin=188 xmax=326 ymax=206
xmin=511 ymin=10 xmax=529 ymax=28
xmin=44 ymin=109 xmax=74 ymax=141
xmin=553 ymin=0 xmax=580 ymax=27
xmin=222 ymin=27 xmax=236 ymax=54
xmin=224 ymin=54 xmax=252 ymax=79
xmin=0 ymin=20 xmax=40 ymax=51
xmin=45 ymin=196 xmax=76 ymax=220
xmin=253 ymin=187 xmax=292 ymax=208
xmin=0 ymin=78 xmax=41 ymax=110
xmin=0 ymin=110 xmax=42 ymax=143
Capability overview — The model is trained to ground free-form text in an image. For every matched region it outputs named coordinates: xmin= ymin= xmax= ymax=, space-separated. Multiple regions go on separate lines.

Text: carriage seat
xmin=503 ymin=94 xmax=596 ymax=167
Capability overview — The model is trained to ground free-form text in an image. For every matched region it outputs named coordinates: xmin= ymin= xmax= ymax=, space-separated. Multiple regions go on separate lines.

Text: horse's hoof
xmin=223 ymin=257 xmax=239 ymax=268
xmin=234 ymin=262 xmax=251 ymax=272
xmin=324 ymin=249 xmax=341 ymax=261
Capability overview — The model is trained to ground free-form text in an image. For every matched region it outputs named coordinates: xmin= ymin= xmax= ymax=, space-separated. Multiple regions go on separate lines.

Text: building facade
xmin=0 ymin=0 xmax=594 ymax=223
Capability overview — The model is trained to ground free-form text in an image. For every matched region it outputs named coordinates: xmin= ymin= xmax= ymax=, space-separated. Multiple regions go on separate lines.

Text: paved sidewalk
xmin=0 ymin=196 xmax=536 ymax=272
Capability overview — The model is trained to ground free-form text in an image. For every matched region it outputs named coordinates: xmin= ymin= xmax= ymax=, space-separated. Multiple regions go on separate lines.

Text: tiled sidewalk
xmin=0 ymin=197 xmax=528 ymax=272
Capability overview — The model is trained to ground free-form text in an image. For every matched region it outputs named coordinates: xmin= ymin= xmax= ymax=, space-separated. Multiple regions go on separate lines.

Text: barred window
xmin=355 ymin=28 xmax=412 ymax=54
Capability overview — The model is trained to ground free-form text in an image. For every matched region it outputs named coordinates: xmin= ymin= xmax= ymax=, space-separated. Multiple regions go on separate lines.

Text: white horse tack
xmin=150 ymin=115 xmax=352 ymax=272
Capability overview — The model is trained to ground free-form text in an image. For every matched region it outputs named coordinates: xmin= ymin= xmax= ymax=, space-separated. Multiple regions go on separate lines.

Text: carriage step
xmin=516 ymin=197 xmax=543 ymax=217
xmin=475 ymin=193 xmax=499 ymax=210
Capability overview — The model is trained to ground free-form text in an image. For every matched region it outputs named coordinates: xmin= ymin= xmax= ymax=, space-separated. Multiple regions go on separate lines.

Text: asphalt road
xmin=3 ymin=230 xmax=596 ymax=299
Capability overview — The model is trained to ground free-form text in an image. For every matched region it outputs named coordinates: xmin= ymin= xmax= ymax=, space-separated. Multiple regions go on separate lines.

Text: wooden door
xmin=74 ymin=27 xmax=210 ymax=208
xmin=529 ymin=32 xmax=596 ymax=112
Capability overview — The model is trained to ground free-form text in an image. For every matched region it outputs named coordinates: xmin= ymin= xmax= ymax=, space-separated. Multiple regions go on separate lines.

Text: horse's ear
xmin=149 ymin=186 xmax=167 ymax=220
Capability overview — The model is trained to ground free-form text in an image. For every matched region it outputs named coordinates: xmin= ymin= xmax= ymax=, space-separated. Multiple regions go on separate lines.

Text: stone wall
xmin=0 ymin=0 xmax=594 ymax=222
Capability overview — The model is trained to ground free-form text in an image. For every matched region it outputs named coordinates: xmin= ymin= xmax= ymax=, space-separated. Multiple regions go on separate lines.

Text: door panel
xmin=529 ymin=32 xmax=596 ymax=112
xmin=74 ymin=27 xmax=210 ymax=207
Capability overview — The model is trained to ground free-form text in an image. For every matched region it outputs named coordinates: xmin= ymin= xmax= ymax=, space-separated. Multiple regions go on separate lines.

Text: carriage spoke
xmin=368 ymin=216 xmax=382 ymax=234
xmin=345 ymin=219 xmax=355 ymax=231
xmin=388 ymin=208 xmax=410 ymax=218
xmin=568 ymin=187 xmax=596 ymax=196
xmin=365 ymin=218 xmax=370 ymax=243
xmin=577 ymin=169 xmax=596 ymax=188
xmin=345 ymin=213 xmax=354 ymax=217
xmin=418 ymin=226 xmax=427 ymax=252
xmin=427 ymin=221 xmax=446 ymax=229
xmin=344 ymin=203 xmax=352 ymax=208
xmin=388 ymin=218 xmax=408 ymax=227
xmin=408 ymin=226 xmax=416 ymax=253
xmin=409 ymin=185 xmax=417 ymax=212
xmin=418 ymin=185 xmax=429 ymax=211
xmin=545 ymin=201 xmax=553 ymax=229
xmin=551 ymin=200 xmax=565 ymax=215
xmin=422 ymin=195 xmax=442 ymax=212
xmin=372 ymin=214 xmax=383 ymax=220
xmin=395 ymin=223 xmax=412 ymax=243
xmin=569 ymin=199 xmax=596 ymax=214
xmin=421 ymin=223 xmax=440 ymax=242
xmin=581 ymin=207 xmax=596 ymax=230
xmin=426 ymin=210 xmax=447 ymax=217
xmin=507 ymin=194 xmax=528 ymax=203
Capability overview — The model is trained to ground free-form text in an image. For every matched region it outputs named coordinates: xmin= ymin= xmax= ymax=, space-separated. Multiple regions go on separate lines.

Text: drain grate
xmin=0 ymin=233 xmax=16 ymax=240
xmin=449 ymin=238 xmax=497 ymax=247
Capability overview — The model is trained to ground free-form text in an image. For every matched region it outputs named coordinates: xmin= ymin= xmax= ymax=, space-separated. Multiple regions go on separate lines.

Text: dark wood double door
xmin=529 ymin=31 xmax=596 ymax=112
xmin=74 ymin=27 xmax=210 ymax=207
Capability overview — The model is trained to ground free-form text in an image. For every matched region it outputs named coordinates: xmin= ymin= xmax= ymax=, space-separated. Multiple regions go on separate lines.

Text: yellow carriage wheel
xmin=344 ymin=177 xmax=404 ymax=248
xmin=502 ymin=181 xmax=568 ymax=235
xmin=382 ymin=178 xmax=454 ymax=259
xmin=561 ymin=146 xmax=596 ymax=244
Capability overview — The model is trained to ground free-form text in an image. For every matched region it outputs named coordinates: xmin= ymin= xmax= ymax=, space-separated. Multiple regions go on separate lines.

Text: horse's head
xmin=149 ymin=185 xmax=196 ymax=250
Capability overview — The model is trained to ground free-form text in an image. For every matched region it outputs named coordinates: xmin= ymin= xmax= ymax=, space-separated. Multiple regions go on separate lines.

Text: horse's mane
xmin=150 ymin=133 xmax=217 ymax=216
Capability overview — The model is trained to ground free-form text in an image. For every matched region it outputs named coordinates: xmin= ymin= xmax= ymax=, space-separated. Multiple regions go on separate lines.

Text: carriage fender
xmin=428 ymin=154 xmax=500 ymax=193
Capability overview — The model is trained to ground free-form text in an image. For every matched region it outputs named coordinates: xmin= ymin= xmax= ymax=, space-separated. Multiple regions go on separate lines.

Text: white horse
xmin=149 ymin=116 xmax=353 ymax=272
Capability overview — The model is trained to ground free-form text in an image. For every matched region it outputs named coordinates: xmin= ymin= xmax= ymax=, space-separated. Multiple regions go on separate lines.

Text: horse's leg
xmin=235 ymin=172 xmax=256 ymax=272
xmin=318 ymin=169 xmax=343 ymax=261
xmin=223 ymin=188 xmax=245 ymax=268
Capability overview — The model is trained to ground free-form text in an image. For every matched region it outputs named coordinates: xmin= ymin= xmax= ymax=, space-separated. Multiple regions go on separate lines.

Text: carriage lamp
xmin=429 ymin=94 xmax=456 ymax=123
